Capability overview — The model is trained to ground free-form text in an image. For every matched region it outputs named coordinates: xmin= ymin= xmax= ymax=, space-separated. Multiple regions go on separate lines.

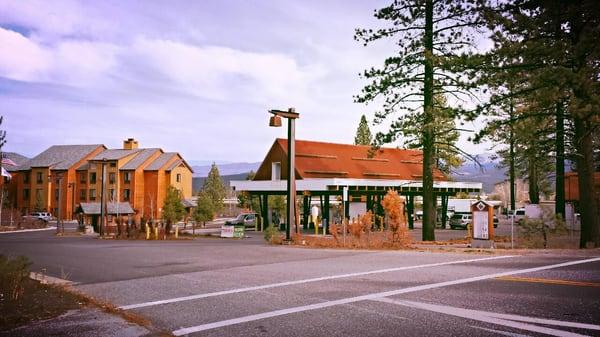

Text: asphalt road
xmin=1 ymin=229 xmax=599 ymax=337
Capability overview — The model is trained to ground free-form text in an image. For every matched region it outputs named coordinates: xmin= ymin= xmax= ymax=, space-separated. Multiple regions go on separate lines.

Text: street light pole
xmin=269 ymin=108 xmax=300 ymax=241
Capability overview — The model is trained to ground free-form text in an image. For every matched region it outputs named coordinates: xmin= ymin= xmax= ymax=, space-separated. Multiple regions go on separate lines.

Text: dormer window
xmin=272 ymin=162 xmax=281 ymax=181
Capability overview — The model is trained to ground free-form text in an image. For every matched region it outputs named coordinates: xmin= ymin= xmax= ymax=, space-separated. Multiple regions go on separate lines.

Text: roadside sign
xmin=471 ymin=200 xmax=494 ymax=248
xmin=220 ymin=226 xmax=234 ymax=238
xmin=233 ymin=226 xmax=245 ymax=238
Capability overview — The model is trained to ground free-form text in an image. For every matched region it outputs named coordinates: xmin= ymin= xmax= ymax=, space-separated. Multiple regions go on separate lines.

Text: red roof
xmin=254 ymin=139 xmax=447 ymax=181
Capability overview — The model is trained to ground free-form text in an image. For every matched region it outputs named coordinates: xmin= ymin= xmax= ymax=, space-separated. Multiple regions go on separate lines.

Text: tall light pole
xmin=269 ymin=108 xmax=299 ymax=241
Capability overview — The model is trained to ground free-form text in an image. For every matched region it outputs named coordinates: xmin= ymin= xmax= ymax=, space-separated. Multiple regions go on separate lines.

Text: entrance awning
xmin=77 ymin=202 xmax=135 ymax=215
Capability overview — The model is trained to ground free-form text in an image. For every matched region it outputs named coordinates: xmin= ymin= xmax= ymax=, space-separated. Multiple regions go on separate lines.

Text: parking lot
xmin=1 ymin=228 xmax=598 ymax=336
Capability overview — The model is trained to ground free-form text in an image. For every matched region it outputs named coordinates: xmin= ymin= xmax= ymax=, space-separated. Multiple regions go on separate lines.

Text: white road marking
xmin=376 ymin=298 xmax=597 ymax=337
xmin=119 ymin=255 xmax=514 ymax=310
xmin=470 ymin=326 xmax=532 ymax=337
xmin=172 ymin=256 xmax=600 ymax=336
xmin=0 ymin=226 xmax=56 ymax=234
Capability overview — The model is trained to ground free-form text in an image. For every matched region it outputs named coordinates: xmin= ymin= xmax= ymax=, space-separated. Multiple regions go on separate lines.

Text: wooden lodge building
xmin=231 ymin=139 xmax=482 ymax=230
xmin=8 ymin=138 xmax=193 ymax=223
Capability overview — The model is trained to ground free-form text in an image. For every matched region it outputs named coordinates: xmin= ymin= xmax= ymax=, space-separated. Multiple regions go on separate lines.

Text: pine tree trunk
xmin=509 ymin=99 xmax=516 ymax=212
xmin=555 ymin=102 xmax=565 ymax=218
xmin=574 ymin=117 xmax=600 ymax=248
xmin=421 ymin=0 xmax=436 ymax=241
xmin=528 ymin=154 xmax=539 ymax=204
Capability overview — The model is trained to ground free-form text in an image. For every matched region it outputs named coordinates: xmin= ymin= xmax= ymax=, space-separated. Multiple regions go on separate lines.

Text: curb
xmin=0 ymin=226 xmax=57 ymax=234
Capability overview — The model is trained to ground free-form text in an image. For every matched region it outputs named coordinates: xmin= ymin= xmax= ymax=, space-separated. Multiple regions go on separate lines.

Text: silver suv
xmin=25 ymin=212 xmax=53 ymax=222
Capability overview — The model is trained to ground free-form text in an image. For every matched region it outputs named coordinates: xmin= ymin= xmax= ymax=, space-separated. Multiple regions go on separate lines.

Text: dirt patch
xmin=0 ymin=278 xmax=87 ymax=331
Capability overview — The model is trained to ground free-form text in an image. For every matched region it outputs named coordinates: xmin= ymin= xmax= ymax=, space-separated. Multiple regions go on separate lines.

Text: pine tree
xmin=203 ymin=163 xmax=226 ymax=213
xmin=479 ymin=0 xmax=600 ymax=247
xmin=355 ymin=0 xmax=484 ymax=241
xmin=162 ymin=186 xmax=185 ymax=235
xmin=193 ymin=190 xmax=214 ymax=232
xmin=354 ymin=115 xmax=373 ymax=145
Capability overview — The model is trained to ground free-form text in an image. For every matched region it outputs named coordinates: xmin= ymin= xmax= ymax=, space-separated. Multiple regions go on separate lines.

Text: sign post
xmin=471 ymin=200 xmax=494 ymax=248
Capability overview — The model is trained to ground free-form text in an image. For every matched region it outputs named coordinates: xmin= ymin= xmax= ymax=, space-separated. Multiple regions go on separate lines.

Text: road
xmin=1 ymin=229 xmax=599 ymax=337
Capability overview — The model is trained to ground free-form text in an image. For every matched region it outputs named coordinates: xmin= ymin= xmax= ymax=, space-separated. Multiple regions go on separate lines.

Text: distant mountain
xmin=191 ymin=162 xmax=261 ymax=177
xmin=192 ymin=172 xmax=249 ymax=193
xmin=451 ymin=154 xmax=507 ymax=194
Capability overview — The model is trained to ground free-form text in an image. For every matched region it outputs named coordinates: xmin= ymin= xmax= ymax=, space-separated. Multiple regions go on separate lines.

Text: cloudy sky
xmin=0 ymin=0 xmax=489 ymax=164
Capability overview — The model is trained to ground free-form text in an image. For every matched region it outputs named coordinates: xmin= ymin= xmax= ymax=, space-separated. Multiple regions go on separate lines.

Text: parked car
xmin=224 ymin=212 xmax=257 ymax=228
xmin=450 ymin=213 xmax=471 ymax=230
xmin=23 ymin=212 xmax=53 ymax=222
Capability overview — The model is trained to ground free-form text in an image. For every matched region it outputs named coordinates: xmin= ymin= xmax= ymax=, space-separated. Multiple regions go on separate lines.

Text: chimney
xmin=123 ymin=138 xmax=139 ymax=150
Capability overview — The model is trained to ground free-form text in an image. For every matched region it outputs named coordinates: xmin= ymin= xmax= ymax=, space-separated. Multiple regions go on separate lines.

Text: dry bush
xmin=0 ymin=255 xmax=31 ymax=301
xmin=517 ymin=210 xmax=570 ymax=248
xmin=382 ymin=190 xmax=411 ymax=246
xmin=329 ymin=222 xmax=340 ymax=243
xmin=348 ymin=217 xmax=363 ymax=239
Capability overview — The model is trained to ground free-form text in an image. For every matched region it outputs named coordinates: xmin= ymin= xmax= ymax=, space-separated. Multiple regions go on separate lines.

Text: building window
xmin=176 ymin=173 xmax=181 ymax=183
xmin=124 ymin=172 xmax=131 ymax=183
xmin=110 ymin=162 xmax=116 ymax=168
xmin=23 ymin=173 xmax=29 ymax=184
xmin=80 ymin=189 xmax=86 ymax=201
xmin=109 ymin=189 xmax=116 ymax=201
xmin=36 ymin=172 xmax=43 ymax=184
xmin=109 ymin=172 xmax=116 ymax=184
xmin=23 ymin=189 xmax=29 ymax=200
xmin=272 ymin=162 xmax=281 ymax=181
xmin=80 ymin=173 xmax=86 ymax=184
xmin=89 ymin=189 xmax=96 ymax=201
xmin=54 ymin=189 xmax=59 ymax=201
xmin=89 ymin=172 xmax=97 ymax=184
xmin=123 ymin=189 xmax=130 ymax=201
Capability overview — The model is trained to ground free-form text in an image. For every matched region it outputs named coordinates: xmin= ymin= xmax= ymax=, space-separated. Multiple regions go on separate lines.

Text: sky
xmin=0 ymin=0 xmax=492 ymax=164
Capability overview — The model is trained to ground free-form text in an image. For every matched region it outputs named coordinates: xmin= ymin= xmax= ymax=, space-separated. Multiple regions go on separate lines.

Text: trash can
xmin=279 ymin=222 xmax=285 ymax=231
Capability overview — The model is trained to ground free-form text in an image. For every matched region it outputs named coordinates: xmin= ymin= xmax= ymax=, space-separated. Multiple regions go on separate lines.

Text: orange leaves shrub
xmin=382 ymin=190 xmax=411 ymax=245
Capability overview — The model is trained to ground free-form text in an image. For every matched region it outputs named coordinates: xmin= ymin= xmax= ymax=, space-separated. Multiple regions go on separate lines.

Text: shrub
xmin=382 ymin=190 xmax=410 ymax=245
xmin=263 ymin=225 xmax=282 ymax=244
xmin=0 ymin=255 xmax=32 ymax=301
xmin=518 ymin=210 xmax=570 ymax=248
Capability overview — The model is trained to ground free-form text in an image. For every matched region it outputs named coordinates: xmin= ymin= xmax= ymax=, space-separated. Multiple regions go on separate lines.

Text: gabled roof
xmin=16 ymin=145 xmax=104 ymax=170
xmin=3 ymin=152 xmax=30 ymax=172
xmin=90 ymin=149 xmax=141 ymax=161
xmin=144 ymin=152 xmax=178 ymax=171
xmin=254 ymin=139 xmax=447 ymax=181
xmin=120 ymin=148 xmax=162 ymax=170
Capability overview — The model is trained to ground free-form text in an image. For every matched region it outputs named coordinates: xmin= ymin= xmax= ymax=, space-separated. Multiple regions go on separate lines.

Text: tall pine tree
xmin=355 ymin=0 xmax=484 ymax=241
xmin=203 ymin=163 xmax=226 ymax=214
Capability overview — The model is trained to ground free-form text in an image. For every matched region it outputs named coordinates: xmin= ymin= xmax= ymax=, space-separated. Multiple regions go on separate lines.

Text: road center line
xmin=119 ymin=255 xmax=513 ymax=310
xmin=495 ymin=276 xmax=600 ymax=288
xmin=172 ymin=256 xmax=600 ymax=336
